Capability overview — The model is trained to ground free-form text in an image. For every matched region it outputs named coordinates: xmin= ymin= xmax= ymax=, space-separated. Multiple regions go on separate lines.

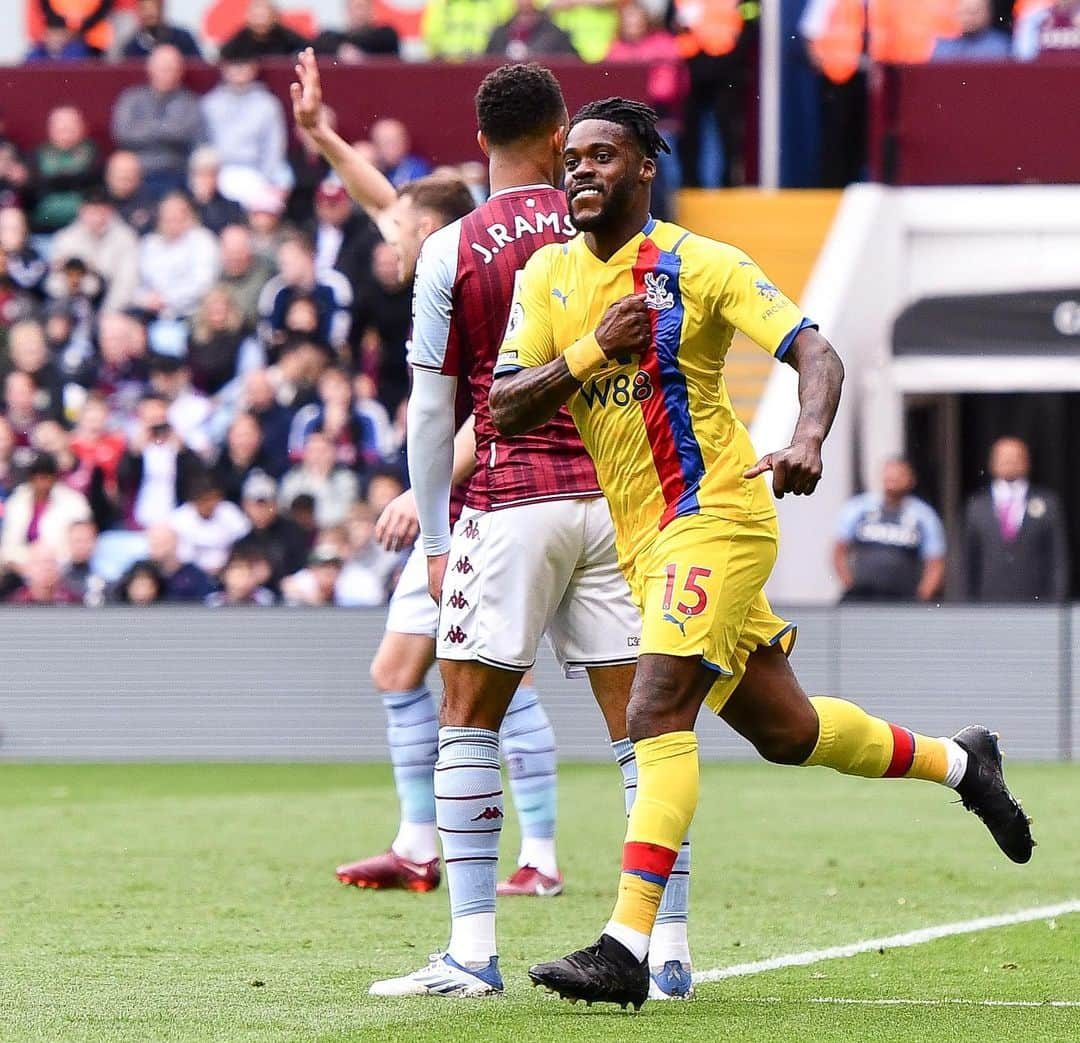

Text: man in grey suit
xmin=964 ymin=437 xmax=1069 ymax=602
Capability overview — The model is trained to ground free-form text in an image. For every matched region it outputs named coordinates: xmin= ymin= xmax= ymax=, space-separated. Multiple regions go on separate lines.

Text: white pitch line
xmin=695 ymin=899 xmax=1080 ymax=984
xmin=741 ymin=997 xmax=1080 ymax=1009
xmin=808 ymin=998 xmax=1080 ymax=1009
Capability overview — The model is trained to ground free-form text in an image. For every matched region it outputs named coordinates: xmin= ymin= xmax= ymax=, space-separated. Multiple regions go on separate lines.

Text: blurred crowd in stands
xmin=3 ymin=0 xmax=1078 ymax=607
xmin=14 ymin=0 xmax=1080 ymax=192
xmin=801 ymin=0 xmax=1080 ymax=185
xmin=0 ymin=35 xmax=432 ymax=606
xmin=0 ymin=0 xmax=772 ymax=607
xmin=20 ymin=0 xmax=761 ymax=190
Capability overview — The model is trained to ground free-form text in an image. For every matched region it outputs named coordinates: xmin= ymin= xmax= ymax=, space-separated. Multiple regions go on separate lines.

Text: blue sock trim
xmin=624 ymin=867 xmax=669 ymax=887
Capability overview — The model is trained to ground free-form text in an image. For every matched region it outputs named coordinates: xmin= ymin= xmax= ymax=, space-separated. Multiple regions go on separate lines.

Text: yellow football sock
xmin=804 ymin=696 xmax=952 ymax=784
xmin=610 ymin=731 xmax=699 ymax=939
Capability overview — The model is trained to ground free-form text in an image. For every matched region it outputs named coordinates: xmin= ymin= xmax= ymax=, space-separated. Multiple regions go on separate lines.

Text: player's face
xmin=564 ymin=120 xmax=653 ymax=232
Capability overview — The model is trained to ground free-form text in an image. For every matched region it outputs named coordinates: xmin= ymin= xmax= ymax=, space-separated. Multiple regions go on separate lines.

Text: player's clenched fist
xmin=595 ymin=293 xmax=652 ymax=359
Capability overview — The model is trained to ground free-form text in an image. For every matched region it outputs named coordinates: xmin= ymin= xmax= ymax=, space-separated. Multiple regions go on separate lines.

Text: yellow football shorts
xmin=627 ymin=513 xmax=797 ymax=714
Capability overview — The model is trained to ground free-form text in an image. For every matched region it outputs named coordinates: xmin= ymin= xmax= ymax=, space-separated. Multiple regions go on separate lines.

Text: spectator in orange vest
xmin=32 ymin=0 xmax=114 ymax=57
xmin=870 ymin=0 xmax=961 ymax=64
xmin=800 ymin=0 xmax=962 ymax=185
xmin=800 ymin=0 xmax=866 ymax=187
xmin=672 ymin=0 xmax=753 ymax=188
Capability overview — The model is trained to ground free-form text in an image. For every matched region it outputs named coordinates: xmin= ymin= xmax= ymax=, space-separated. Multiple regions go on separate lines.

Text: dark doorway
xmin=904 ymin=392 xmax=1080 ymax=600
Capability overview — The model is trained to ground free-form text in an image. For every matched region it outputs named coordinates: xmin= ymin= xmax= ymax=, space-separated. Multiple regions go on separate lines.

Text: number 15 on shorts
xmin=662 ymin=564 xmax=713 ymax=617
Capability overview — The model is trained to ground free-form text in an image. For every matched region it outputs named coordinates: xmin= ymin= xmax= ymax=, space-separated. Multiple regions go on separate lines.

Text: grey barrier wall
xmin=0 ymin=605 xmax=1075 ymax=761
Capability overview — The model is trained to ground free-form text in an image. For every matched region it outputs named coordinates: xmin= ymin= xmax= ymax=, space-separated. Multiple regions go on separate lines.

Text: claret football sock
xmin=804 ymin=696 xmax=968 ymax=787
xmin=382 ymin=687 xmax=439 ymax=862
xmin=500 ymin=686 xmax=559 ymax=877
xmin=611 ymin=738 xmax=691 ymax=965
xmin=605 ymin=732 xmax=699 ymax=962
xmin=436 ymin=726 xmax=503 ymax=966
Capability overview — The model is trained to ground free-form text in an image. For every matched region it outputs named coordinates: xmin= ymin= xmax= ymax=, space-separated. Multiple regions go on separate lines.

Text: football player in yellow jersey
xmin=490 ymin=98 xmax=1034 ymax=1009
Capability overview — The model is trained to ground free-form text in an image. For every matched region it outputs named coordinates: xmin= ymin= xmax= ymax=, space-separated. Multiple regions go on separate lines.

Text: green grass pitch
xmin=3 ymin=760 xmax=1079 ymax=1042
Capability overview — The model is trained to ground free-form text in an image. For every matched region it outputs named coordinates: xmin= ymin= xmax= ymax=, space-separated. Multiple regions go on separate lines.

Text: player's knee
xmin=625 ymin=678 xmax=696 ymax=742
xmin=439 ymin=690 xmax=502 ymax=731
xmin=439 ymin=671 xmax=515 ymax=732
xmin=370 ymin=651 xmax=421 ymax=694
xmin=754 ymin=710 xmax=819 ymax=766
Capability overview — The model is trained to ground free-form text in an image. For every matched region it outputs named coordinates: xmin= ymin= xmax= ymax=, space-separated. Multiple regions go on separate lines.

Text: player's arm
xmin=450 ymin=414 xmax=478 ymax=485
xmin=832 ymin=540 xmax=855 ymax=591
xmin=490 ymin=357 xmax=576 ymax=437
xmin=743 ymin=327 xmax=845 ymax=498
xmin=707 ymin=245 xmax=843 ymax=497
xmin=290 ymin=48 xmax=397 ymax=223
xmin=832 ymin=496 xmax=860 ymax=592
xmin=490 ymin=264 xmax=651 ymax=435
xmin=915 ymin=502 xmax=946 ymax=602
xmin=406 ymin=226 xmax=463 ymax=602
xmin=407 ymin=368 xmax=456 ymax=599
xmin=917 ymin=556 xmax=946 ymax=602
xmin=376 ymin=415 xmax=476 ymax=554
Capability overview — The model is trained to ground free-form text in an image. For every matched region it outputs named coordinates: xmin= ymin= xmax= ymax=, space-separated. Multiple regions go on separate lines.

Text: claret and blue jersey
xmin=495 ymin=216 xmax=817 ymax=569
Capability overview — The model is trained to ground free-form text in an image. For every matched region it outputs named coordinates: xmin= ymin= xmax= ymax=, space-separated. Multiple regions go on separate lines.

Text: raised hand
xmin=290 ymin=48 xmax=328 ymax=134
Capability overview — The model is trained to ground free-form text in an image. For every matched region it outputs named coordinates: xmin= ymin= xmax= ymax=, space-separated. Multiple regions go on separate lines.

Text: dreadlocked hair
xmin=569 ymin=97 xmax=671 ymax=159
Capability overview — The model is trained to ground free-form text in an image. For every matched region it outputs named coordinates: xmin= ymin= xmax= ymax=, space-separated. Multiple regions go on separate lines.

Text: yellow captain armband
xmin=563 ymin=334 xmax=609 ymax=383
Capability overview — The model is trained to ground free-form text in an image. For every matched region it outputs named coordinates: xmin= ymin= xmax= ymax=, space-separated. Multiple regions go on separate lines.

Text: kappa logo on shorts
xmin=463 ymin=519 xmax=481 ymax=539
xmin=444 ymin=624 xmax=467 ymax=644
xmin=452 ymin=556 xmax=475 ymax=574
xmin=471 ymin=806 xmax=504 ymax=822
xmin=663 ymin=612 xmax=688 ymax=636
xmin=448 ymin=590 xmax=470 ymax=610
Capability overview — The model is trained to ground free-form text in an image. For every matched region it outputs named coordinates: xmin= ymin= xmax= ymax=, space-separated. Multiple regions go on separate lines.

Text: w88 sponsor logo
xmin=579 ymin=371 xmax=654 ymax=410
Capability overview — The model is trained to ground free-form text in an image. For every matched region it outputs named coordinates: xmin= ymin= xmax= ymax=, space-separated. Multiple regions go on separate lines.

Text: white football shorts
xmin=436 ymin=496 xmax=640 ymax=677
xmin=384 ymin=542 xmax=438 ymax=638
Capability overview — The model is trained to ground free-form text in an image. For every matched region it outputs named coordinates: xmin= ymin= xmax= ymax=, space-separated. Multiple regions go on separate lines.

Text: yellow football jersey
xmin=494 ymin=217 xmax=816 ymax=569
